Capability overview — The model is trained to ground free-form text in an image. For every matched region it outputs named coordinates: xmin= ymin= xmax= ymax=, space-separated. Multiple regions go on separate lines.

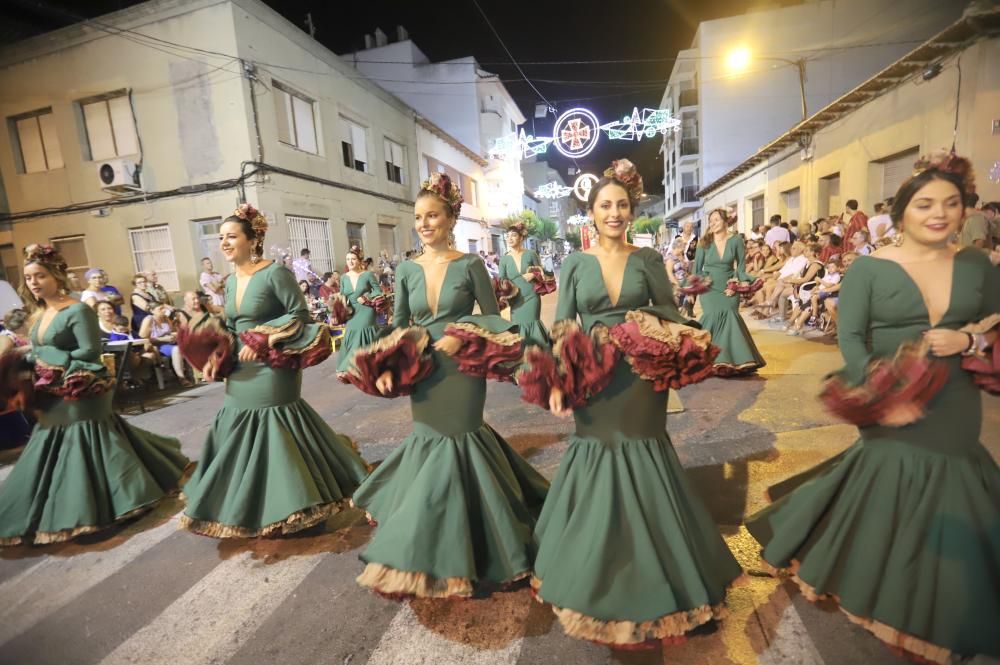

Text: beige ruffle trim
xmin=713 ymin=361 xmax=760 ymax=374
xmin=622 ymin=310 xmax=713 ymax=350
xmin=531 ymin=576 xmax=727 ymax=646
xmin=0 ymin=462 xmax=193 ymax=547
xmin=764 ymin=560 xmax=953 ymax=665
xmin=445 ymin=322 xmax=522 ymax=348
xmin=360 ymin=326 xmax=431 ymax=356
xmin=550 ymin=320 xmax=611 ymax=354
xmin=179 ymin=498 xmax=350 ymax=539
xmin=245 ymin=319 xmax=330 ymax=357
xmin=357 ymin=562 xmax=475 ymax=599
xmin=960 ymin=313 xmax=1000 ymax=336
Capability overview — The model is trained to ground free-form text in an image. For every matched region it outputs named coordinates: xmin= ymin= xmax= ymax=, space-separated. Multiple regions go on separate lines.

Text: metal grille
xmin=286 ymin=216 xmax=333 ymax=274
xmin=128 ymin=225 xmax=178 ymax=291
xmin=194 ymin=218 xmax=228 ymax=275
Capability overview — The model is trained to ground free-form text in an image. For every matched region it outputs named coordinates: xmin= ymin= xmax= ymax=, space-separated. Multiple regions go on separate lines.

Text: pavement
xmin=1 ymin=292 xmax=998 ymax=665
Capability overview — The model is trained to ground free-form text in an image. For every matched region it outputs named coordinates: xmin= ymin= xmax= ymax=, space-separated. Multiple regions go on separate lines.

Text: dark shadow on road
xmin=0 ymin=495 xmax=186 ymax=562
xmin=409 ymin=587 xmax=535 ymax=649
xmin=214 ymin=508 xmax=373 ymax=563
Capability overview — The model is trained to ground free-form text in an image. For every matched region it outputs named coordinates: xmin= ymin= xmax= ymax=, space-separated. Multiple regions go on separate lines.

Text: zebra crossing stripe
xmin=367 ymin=601 xmax=526 ymax=665
xmin=0 ymin=517 xmax=177 ymax=646
xmin=97 ymin=549 xmax=325 ymax=665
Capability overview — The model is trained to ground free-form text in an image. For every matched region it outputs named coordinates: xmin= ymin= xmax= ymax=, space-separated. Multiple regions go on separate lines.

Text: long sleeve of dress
xmin=693 ymin=245 xmax=708 ymax=279
xmin=238 ymin=265 xmax=331 ymax=368
xmin=835 ymin=259 xmax=874 ymax=386
xmin=456 ymin=259 xmax=518 ymax=334
xmin=392 ymin=267 xmax=412 ymax=329
xmin=733 ymin=236 xmax=755 ymax=283
xmin=636 ymin=249 xmax=697 ymax=326
xmin=33 ymin=307 xmax=104 ymax=368
xmin=554 ymin=256 xmax=579 ymax=324
xmin=499 ymin=256 xmax=514 ymax=281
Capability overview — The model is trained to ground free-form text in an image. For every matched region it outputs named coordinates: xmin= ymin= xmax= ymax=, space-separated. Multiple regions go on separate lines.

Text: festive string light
xmin=567 ymin=213 xmax=591 ymax=226
xmin=601 ymin=107 xmax=680 ymax=141
xmin=535 ymin=181 xmax=573 ymax=199
xmin=488 ymin=128 xmax=553 ymax=161
xmin=553 ymin=108 xmax=601 ymax=158
xmin=573 ymin=173 xmax=599 ymax=202
xmin=990 ymin=160 xmax=1000 ymax=183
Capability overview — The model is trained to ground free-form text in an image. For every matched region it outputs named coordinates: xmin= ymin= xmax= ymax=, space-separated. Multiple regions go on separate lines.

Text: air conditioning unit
xmin=97 ymin=158 xmax=141 ymax=194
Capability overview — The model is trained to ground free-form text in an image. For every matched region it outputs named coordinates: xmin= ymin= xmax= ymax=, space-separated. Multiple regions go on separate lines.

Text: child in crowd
xmin=787 ymin=260 xmax=842 ymax=336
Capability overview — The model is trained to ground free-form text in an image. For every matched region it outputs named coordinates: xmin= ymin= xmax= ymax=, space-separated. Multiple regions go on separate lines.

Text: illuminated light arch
xmin=553 ymin=108 xmax=600 ymax=158
xmin=573 ymin=173 xmax=599 ymax=202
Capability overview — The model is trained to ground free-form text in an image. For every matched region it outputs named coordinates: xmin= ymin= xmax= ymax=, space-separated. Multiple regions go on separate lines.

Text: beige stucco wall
xmin=704 ymin=38 xmax=1000 ymax=230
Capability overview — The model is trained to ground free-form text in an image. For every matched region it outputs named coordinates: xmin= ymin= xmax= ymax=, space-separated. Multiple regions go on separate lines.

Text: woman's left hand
xmin=433 ymin=335 xmax=463 ymax=356
xmin=238 ymin=345 xmax=260 ymax=363
xmin=923 ymin=328 xmax=970 ymax=357
xmin=521 ymin=271 xmax=536 ymax=282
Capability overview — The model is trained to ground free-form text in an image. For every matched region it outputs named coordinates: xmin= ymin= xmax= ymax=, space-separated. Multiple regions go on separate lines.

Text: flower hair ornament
xmin=502 ymin=218 xmax=529 ymax=237
xmin=913 ymin=149 xmax=976 ymax=195
xmin=604 ymin=158 xmax=645 ymax=202
xmin=234 ymin=203 xmax=269 ymax=240
xmin=23 ymin=243 xmax=68 ymax=272
xmin=347 ymin=245 xmax=363 ymax=260
xmin=420 ymin=172 xmax=464 ymax=217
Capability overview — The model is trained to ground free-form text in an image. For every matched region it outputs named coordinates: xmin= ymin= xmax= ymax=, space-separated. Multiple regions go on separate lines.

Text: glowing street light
xmin=724 ymin=46 xmax=808 ymax=121
xmin=725 ymin=46 xmax=752 ymax=74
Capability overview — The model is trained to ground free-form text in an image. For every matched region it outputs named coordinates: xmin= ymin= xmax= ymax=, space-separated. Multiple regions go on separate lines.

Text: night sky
xmin=3 ymin=0 xmax=759 ymax=194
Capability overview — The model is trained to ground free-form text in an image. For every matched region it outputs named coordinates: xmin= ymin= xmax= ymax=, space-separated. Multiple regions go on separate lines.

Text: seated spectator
xmin=787 ymin=258 xmax=842 ymax=335
xmin=745 ymin=239 xmax=765 ymax=274
xmin=753 ymin=240 xmax=811 ymax=321
xmin=848 ymin=228 xmax=875 ymax=256
xmin=299 ymin=280 xmax=328 ymax=323
xmin=139 ymin=304 xmax=192 ymax=387
xmin=959 ymin=193 xmax=991 ymax=249
xmin=65 ymin=271 xmax=84 ymax=300
xmin=1 ymin=308 xmax=30 ymax=346
xmin=95 ymin=301 xmax=117 ymax=340
xmin=81 ymin=268 xmax=113 ymax=310
xmin=819 ymin=252 xmax=857 ymax=335
xmin=178 ymin=290 xmax=221 ymax=324
xmin=818 ymin=232 xmax=842 ymax=263
xmin=130 ymin=273 xmax=156 ymax=335
xmin=748 ymin=242 xmax=772 ymax=278
xmin=982 ymin=201 xmax=999 ymax=247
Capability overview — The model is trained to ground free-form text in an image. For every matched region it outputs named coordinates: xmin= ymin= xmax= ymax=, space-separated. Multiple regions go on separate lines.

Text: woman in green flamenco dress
xmin=522 ymin=161 xmax=741 ymax=648
xmin=179 ymin=204 xmax=369 ymax=538
xmin=746 ymin=159 xmax=1000 ymax=663
xmin=692 ymin=208 xmax=766 ymax=376
xmin=344 ymin=173 xmax=548 ymax=598
xmin=0 ymin=244 xmax=190 ymax=546
xmin=498 ymin=221 xmax=551 ymax=350
xmin=335 ymin=246 xmax=383 ymax=376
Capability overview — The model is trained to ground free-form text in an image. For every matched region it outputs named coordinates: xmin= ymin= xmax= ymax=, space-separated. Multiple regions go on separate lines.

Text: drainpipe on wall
xmin=242 ymin=59 xmax=265 ymax=169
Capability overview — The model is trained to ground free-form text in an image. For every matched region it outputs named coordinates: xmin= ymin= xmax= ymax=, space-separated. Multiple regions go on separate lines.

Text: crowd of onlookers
xmin=664 ymin=194 xmax=1000 ymax=339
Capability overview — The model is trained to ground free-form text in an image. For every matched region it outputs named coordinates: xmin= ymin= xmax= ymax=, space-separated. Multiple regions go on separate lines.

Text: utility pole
xmin=795 ymin=58 xmax=807 ymax=121
xmin=305 ymin=13 xmax=316 ymax=39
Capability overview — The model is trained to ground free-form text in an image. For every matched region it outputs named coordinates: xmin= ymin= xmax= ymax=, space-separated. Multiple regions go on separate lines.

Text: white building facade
xmin=660 ymin=0 xmax=965 ymax=232
xmin=0 ymin=0 xmax=423 ymax=297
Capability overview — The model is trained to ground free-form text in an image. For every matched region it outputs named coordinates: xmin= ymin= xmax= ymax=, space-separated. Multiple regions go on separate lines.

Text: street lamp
xmin=725 ymin=47 xmax=808 ymax=121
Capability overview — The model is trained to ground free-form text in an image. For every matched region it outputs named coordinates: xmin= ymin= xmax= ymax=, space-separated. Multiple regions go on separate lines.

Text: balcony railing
xmin=679 ymin=89 xmax=699 ymax=107
xmin=681 ymin=186 xmax=700 ymax=203
xmin=680 ymin=137 xmax=699 ymax=156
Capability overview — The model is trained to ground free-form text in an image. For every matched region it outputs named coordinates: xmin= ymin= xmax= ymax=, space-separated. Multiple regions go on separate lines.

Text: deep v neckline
xmin=873 ymin=253 xmax=959 ymax=327
xmin=34 ymin=304 xmax=74 ymax=344
xmin=414 ymin=257 xmax=459 ymax=318
xmin=712 ymin=237 xmax=729 ymax=262
xmin=586 ymin=251 xmax=639 ymax=308
xmin=508 ymin=251 xmax=527 ymax=273
xmin=234 ymin=262 xmax=271 ymax=314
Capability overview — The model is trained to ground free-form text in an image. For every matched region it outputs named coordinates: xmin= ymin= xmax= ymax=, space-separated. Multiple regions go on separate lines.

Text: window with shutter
xmin=880 ymin=148 xmax=919 ymax=200
xmin=273 ymin=82 xmax=318 ymax=154
xmin=10 ymin=108 xmax=64 ymax=173
xmin=128 ymin=225 xmax=179 ymax=291
xmin=79 ymin=92 xmax=138 ymax=160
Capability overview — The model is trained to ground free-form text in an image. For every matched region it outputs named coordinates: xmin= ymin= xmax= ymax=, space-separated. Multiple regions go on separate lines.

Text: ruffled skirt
xmin=746 ymin=438 xmax=1000 ymax=662
xmin=0 ymin=393 xmax=190 ymax=546
xmin=699 ymin=290 xmax=765 ymax=375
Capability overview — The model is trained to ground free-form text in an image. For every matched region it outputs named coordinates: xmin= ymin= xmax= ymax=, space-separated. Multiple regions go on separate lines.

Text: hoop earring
xmin=893 ymin=229 xmax=904 ymax=247
xmin=250 ymin=251 xmax=260 ymax=264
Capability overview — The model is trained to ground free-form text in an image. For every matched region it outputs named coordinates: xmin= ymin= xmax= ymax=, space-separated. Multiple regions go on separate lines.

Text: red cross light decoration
xmin=552 ymin=108 xmax=600 ymax=158
xmin=561 ymin=119 xmax=591 ymax=151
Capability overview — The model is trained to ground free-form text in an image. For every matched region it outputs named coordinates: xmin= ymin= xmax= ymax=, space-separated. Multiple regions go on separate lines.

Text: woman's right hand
xmin=202 ymin=358 xmax=218 ymax=382
xmin=548 ymin=387 xmax=572 ymax=418
xmin=238 ymin=345 xmax=259 ymax=363
xmin=375 ymin=371 xmax=394 ymax=395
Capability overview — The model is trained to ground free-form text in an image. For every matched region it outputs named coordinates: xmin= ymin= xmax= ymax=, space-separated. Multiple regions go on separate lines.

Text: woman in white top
xmin=199 ymin=258 xmax=226 ymax=307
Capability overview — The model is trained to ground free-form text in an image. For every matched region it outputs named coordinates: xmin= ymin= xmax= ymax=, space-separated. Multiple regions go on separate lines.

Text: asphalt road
xmin=1 ymin=293 xmax=997 ymax=665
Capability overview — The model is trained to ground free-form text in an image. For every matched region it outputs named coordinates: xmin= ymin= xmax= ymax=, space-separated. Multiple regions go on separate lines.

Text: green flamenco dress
xmin=499 ymin=249 xmax=551 ymax=350
xmin=180 ymin=262 xmax=369 ymax=538
xmin=693 ymin=234 xmax=765 ymax=375
xmin=336 ymin=271 xmax=383 ymax=374
xmin=350 ymin=254 xmax=549 ymax=598
xmin=0 ymin=303 xmax=190 ymax=546
xmin=531 ymin=248 xmax=742 ymax=646
xmin=745 ymin=249 xmax=1000 ymax=663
